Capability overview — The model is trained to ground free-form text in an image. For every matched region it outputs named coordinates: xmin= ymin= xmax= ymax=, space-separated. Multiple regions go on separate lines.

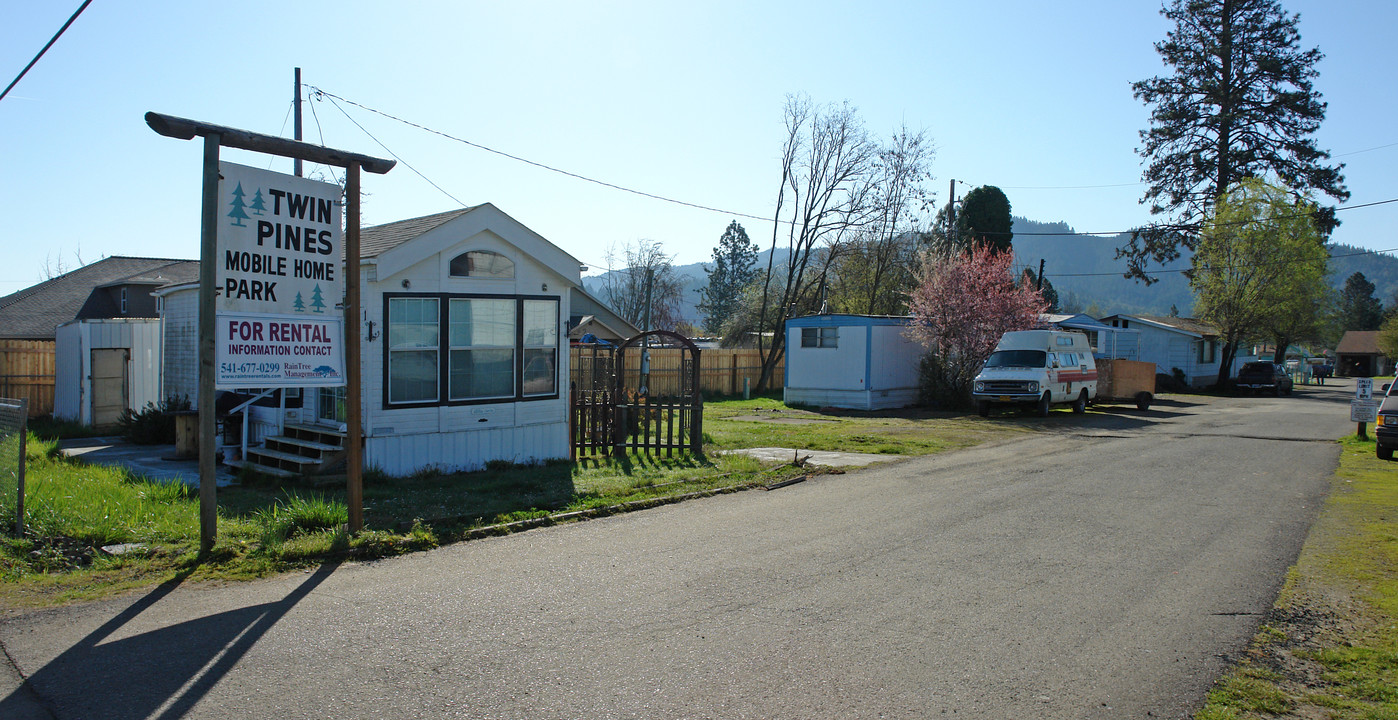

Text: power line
xmin=318 ymin=91 xmax=468 ymax=208
xmin=309 ymin=87 xmax=1398 ymax=241
xmin=309 ymin=86 xmax=778 ymax=225
xmin=1 ymin=0 xmax=94 ymax=104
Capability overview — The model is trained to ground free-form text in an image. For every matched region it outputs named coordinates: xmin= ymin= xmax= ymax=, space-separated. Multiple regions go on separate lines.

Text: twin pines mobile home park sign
xmin=216 ymin=162 xmax=345 ymax=388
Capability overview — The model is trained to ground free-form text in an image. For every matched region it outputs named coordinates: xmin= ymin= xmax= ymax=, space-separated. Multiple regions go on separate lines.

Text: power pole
xmin=293 ymin=68 xmax=303 ymax=177
xmin=947 ymin=179 xmax=958 ymax=246
xmin=1036 ymin=259 xmax=1045 ymax=291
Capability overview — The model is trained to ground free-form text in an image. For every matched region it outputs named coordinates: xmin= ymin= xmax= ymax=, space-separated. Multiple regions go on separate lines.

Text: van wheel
xmin=1072 ymin=389 xmax=1087 ymax=414
xmin=1380 ymin=446 xmax=1394 ymax=461
xmin=1037 ymin=391 xmax=1051 ymax=417
xmin=977 ymin=401 xmax=990 ymax=417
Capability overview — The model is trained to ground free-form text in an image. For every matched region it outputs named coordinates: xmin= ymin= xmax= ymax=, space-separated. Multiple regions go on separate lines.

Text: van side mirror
xmin=1384 ymin=383 xmax=1391 ymax=394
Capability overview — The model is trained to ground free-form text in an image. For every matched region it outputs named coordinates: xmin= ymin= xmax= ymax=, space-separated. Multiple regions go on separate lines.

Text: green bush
xmin=119 ymin=395 xmax=191 ymax=445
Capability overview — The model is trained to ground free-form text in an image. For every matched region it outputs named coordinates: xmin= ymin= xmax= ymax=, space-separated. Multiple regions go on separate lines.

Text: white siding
xmin=785 ymin=325 xmax=867 ymax=391
xmin=868 ymin=324 xmax=922 ymax=392
xmin=160 ymin=288 xmax=198 ymax=403
xmin=365 ymin=420 xmax=569 ymax=475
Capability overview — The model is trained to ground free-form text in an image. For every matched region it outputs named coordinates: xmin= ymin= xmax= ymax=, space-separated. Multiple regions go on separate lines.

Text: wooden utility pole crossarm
xmin=145 ymin=112 xmax=396 ymax=175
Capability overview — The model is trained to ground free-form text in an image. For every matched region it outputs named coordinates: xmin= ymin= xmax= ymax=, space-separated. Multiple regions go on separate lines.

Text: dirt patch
xmin=727 ymin=415 xmax=834 ymax=425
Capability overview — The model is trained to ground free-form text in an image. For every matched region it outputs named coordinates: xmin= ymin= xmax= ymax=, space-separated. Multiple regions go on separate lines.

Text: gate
xmin=569 ymin=331 xmax=703 ymax=459
xmin=569 ymin=341 xmax=618 ymax=459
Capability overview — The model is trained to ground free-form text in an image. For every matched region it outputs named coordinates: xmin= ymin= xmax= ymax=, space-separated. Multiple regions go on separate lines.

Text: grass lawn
xmin=1195 ymin=435 xmax=1398 ymax=720
xmin=0 ymin=395 xmax=1021 ymax=609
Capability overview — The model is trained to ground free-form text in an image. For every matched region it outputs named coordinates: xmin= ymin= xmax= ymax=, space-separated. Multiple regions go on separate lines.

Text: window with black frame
xmin=386 ymin=294 xmax=559 ymax=406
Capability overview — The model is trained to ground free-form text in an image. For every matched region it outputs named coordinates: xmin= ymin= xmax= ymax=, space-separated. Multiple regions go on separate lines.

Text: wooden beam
xmin=145 ymin=112 xmax=395 ymax=175
xmin=197 ymin=134 xmax=220 ymax=553
xmin=345 ymin=162 xmax=364 ymax=533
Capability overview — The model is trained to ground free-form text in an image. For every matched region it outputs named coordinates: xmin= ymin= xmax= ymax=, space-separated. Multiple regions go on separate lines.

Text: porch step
xmin=236 ymin=423 xmax=347 ymax=480
xmin=244 ymin=446 xmax=324 ymax=473
xmin=264 ymin=435 xmax=342 ymax=457
xmin=225 ymin=459 xmax=297 ymax=480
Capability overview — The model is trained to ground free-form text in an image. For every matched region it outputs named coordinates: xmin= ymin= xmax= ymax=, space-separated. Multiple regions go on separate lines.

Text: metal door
xmin=90 ymin=348 xmax=129 ymax=429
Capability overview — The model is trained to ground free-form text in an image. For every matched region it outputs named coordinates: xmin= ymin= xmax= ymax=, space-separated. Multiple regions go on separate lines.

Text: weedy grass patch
xmin=1195 ymin=435 xmax=1398 ymax=719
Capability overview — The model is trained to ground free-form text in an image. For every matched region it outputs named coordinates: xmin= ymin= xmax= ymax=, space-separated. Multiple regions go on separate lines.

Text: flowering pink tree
xmin=906 ymin=245 xmax=1047 ymax=407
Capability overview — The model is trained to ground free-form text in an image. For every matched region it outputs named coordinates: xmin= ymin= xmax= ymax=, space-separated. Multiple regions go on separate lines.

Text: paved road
xmin=0 ymin=380 xmax=1357 ymax=719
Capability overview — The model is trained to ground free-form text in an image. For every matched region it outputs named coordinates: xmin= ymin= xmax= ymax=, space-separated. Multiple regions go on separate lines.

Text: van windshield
xmin=983 ymin=350 xmax=1047 ymax=368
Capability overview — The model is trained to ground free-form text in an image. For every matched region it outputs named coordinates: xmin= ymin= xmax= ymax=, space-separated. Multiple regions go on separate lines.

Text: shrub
xmin=119 ymin=395 xmax=191 ymax=445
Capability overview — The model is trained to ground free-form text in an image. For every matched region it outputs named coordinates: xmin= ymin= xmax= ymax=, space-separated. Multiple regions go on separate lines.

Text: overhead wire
xmin=317 ymin=91 xmax=467 ymax=208
xmin=306 ymin=87 xmax=1398 ymax=252
xmin=0 ymin=0 xmax=93 ymax=104
xmin=309 ymin=86 xmax=779 ymax=225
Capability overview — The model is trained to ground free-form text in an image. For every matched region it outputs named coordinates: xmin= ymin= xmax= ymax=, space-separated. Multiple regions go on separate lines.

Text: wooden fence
xmin=571 ymin=346 xmax=782 ymax=397
xmin=0 ymin=340 xmax=55 ymax=418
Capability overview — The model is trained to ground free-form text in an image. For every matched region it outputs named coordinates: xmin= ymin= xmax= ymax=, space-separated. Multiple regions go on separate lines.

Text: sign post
xmin=147 ymin=112 xmax=393 ymax=552
xmin=1354 ymin=379 xmax=1377 ymax=440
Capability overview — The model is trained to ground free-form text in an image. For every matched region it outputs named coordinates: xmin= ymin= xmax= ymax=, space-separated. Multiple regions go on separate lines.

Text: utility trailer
xmin=1094 ymin=359 xmax=1155 ymax=410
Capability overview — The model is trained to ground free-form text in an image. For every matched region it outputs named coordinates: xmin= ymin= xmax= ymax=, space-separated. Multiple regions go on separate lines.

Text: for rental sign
xmin=215 ymin=162 xmax=345 ymax=388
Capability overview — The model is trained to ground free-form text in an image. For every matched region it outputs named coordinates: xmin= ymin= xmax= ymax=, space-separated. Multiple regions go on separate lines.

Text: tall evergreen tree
xmin=1337 ymin=271 xmax=1384 ymax=331
xmin=1125 ymin=0 xmax=1347 ymax=281
xmin=955 ymin=186 xmax=1013 ymax=253
xmin=697 ymin=221 xmax=759 ymax=334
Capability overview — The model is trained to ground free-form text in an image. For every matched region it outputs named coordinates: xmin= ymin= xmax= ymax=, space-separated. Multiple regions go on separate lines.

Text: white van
xmin=972 ymin=330 xmax=1098 ymax=417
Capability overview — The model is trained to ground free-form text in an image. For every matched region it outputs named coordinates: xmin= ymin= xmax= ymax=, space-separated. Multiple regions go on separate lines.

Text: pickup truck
xmin=1235 ymin=361 xmax=1293 ymax=396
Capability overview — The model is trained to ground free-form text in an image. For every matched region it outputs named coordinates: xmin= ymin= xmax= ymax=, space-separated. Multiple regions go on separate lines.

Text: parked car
xmin=1377 ymin=382 xmax=1398 ymax=461
xmin=1235 ymin=361 xmax=1293 ymax=396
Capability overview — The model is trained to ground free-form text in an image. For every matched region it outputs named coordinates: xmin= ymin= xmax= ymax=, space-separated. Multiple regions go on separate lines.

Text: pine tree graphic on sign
xmin=249 ymin=189 xmax=268 ymax=216
xmin=310 ymin=284 xmax=326 ymax=313
xmin=293 ymin=291 xmax=306 ymax=312
xmin=228 ymin=182 xmax=250 ymax=227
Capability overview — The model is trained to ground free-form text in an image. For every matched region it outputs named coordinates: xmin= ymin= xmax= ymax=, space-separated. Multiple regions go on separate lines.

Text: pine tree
xmin=697 ymin=221 xmax=759 ymax=335
xmin=293 ymin=291 xmax=306 ymax=312
xmin=1126 ymin=0 xmax=1347 ymax=280
xmin=228 ymin=182 xmax=250 ymax=227
xmin=309 ymin=284 xmax=326 ymax=313
xmin=249 ymin=189 xmax=267 ymax=216
xmin=1337 ymin=272 xmax=1384 ymax=331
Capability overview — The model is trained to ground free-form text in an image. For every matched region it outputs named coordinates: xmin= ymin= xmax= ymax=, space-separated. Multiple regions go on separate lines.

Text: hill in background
xmin=582 ymin=219 xmax=1398 ymax=329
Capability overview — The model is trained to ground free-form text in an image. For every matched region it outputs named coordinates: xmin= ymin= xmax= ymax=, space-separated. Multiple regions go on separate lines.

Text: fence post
xmin=15 ymin=399 xmax=26 ymax=536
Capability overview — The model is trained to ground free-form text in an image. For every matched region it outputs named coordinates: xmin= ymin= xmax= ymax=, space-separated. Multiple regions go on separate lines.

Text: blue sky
xmin=2 ymin=0 xmax=1394 ymax=297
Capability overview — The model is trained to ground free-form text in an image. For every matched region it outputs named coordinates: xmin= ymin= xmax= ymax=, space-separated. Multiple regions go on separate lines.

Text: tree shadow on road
xmin=1 ymin=561 xmax=338 ymax=720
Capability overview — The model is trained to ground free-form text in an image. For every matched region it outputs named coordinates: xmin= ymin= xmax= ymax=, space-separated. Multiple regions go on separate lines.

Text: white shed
xmin=54 ymin=318 xmax=163 ymax=428
xmin=783 ymin=314 xmax=923 ymax=410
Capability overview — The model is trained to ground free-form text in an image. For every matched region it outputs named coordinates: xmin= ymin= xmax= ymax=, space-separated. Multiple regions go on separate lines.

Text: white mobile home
xmin=1099 ymin=314 xmax=1221 ymax=387
xmin=54 ymin=318 xmax=164 ymax=428
xmin=161 ymin=204 xmax=580 ymax=476
xmin=783 ymin=314 xmax=923 ymax=410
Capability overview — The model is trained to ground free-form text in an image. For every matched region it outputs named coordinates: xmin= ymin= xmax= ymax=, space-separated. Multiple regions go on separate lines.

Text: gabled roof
xmin=1100 ymin=313 xmax=1218 ymax=338
xmin=0 ymin=256 xmax=199 ymax=339
xmin=364 ymin=204 xmax=582 ymax=285
xmin=1044 ymin=313 xmax=1117 ymax=332
xmin=1337 ymin=330 xmax=1384 ymax=355
xmin=570 ymin=286 xmax=641 ymax=338
xmin=359 ymin=207 xmax=477 ymax=258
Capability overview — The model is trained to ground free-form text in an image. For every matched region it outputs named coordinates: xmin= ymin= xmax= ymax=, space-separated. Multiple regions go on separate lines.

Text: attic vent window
xmin=450 ymin=251 xmax=514 ymax=279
